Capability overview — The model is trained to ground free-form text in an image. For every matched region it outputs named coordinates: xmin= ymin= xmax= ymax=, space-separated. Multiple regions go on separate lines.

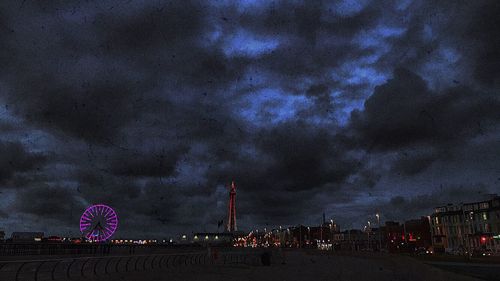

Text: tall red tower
xmin=227 ymin=181 xmax=237 ymax=232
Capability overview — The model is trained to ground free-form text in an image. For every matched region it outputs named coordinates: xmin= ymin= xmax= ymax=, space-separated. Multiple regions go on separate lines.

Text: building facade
xmin=430 ymin=195 xmax=500 ymax=253
xmin=405 ymin=217 xmax=432 ymax=251
xmin=11 ymin=232 xmax=44 ymax=242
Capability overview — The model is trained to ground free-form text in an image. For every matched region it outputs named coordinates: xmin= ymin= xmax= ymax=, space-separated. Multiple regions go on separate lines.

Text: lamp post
xmin=367 ymin=221 xmax=371 ymax=251
xmin=329 ymin=222 xmax=333 ymax=251
xmin=299 ymin=226 xmax=302 ymax=248
xmin=376 ymin=213 xmax=382 ymax=251
xmin=307 ymin=227 xmax=311 ymax=245
xmin=469 ymin=212 xmax=474 ymax=257
xmin=348 ymin=223 xmax=352 ymax=251
xmin=364 ymin=225 xmax=368 ymax=250
xmin=279 ymin=226 xmax=282 ymax=247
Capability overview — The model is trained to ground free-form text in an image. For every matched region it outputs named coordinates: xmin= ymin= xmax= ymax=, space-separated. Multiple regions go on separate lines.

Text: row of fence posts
xmin=0 ymin=244 xmax=113 ymax=257
xmin=0 ymin=251 xmax=261 ymax=281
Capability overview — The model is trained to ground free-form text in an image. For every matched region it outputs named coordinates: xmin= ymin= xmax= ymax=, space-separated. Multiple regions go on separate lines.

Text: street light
xmin=376 ymin=213 xmax=382 ymax=251
xmin=367 ymin=221 xmax=371 ymax=250
xmin=307 ymin=227 xmax=311 ymax=245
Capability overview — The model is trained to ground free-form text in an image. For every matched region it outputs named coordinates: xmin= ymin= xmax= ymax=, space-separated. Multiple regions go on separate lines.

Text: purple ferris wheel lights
xmin=79 ymin=204 xmax=118 ymax=242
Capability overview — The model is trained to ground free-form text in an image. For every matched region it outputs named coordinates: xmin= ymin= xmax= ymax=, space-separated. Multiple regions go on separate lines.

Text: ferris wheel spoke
xmin=107 ymin=213 xmax=117 ymax=219
xmin=103 ymin=207 xmax=112 ymax=218
xmin=81 ymin=217 xmax=92 ymax=223
xmin=82 ymin=214 xmax=92 ymax=220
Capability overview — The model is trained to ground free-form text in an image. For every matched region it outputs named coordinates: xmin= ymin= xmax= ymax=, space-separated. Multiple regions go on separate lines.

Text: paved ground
xmin=424 ymin=261 xmax=500 ymax=281
xmin=2 ymin=250 xmax=494 ymax=281
xmin=90 ymin=251 xmax=482 ymax=281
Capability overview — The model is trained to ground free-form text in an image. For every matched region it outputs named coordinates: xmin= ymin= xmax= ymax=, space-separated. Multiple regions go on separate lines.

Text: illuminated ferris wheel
xmin=80 ymin=204 xmax=118 ymax=242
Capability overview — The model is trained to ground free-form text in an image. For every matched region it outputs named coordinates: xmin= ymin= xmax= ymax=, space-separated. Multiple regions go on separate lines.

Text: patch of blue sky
xmin=329 ymin=62 xmax=389 ymax=120
xmin=354 ymin=25 xmax=406 ymax=49
xmin=174 ymin=159 xmax=209 ymax=187
xmin=19 ymin=129 xmax=60 ymax=154
xmin=240 ymin=66 xmax=277 ymax=87
xmin=239 ymin=88 xmax=311 ymax=125
xmin=0 ymin=94 xmax=54 ymax=152
xmin=423 ymin=24 xmax=433 ymax=41
xmin=345 ymin=66 xmax=388 ymax=86
xmin=334 ymin=99 xmax=365 ymax=126
xmin=0 ymin=98 xmax=20 ymax=125
xmin=419 ymin=46 xmax=462 ymax=90
xmin=378 ymin=26 xmax=406 ymax=37
xmin=324 ymin=0 xmax=372 ymax=17
xmin=200 ymin=27 xmax=223 ymax=47
xmin=227 ymin=67 xmax=283 ymax=101
xmin=223 ymin=29 xmax=280 ymax=58
xmin=211 ymin=0 xmax=272 ymax=12
xmin=357 ymin=52 xmax=384 ymax=64
xmin=440 ymin=47 xmax=460 ymax=63
xmin=396 ymin=0 xmax=414 ymax=11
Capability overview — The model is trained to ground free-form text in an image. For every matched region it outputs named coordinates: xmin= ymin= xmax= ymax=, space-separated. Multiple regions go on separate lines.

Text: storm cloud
xmin=0 ymin=0 xmax=499 ymax=237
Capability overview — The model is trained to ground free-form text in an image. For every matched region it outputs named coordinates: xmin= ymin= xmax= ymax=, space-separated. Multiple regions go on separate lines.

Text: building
xmin=404 ymin=217 xmax=432 ymax=251
xmin=283 ymin=223 xmax=338 ymax=248
xmin=331 ymin=229 xmax=379 ymax=251
xmin=0 ymin=230 xmax=5 ymax=241
xmin=383 ymin=221 xmax=404 ymax=252
xmin=430 ymin=194 xmax=500 ymax=253
xmin=243 ymin=222 xmax=339 ymax=249
xmin=11 ymin=232 xmax=44 ymax=242
xmin=329 ymin=218 xmax=432 ymax=253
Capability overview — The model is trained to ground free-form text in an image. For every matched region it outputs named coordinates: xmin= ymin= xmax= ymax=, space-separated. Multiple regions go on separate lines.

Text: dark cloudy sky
xmin=0 ymin=0 xmax=499 ymax=238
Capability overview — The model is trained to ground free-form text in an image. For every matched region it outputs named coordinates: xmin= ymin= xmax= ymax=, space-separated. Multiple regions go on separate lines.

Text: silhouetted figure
xmin=278 ymin=248 xmax=286 ymax=264
xmin=212 ymin=248 xmax=219 ymax=263
xmin=261 ymin=251 xmax=271 ymax=266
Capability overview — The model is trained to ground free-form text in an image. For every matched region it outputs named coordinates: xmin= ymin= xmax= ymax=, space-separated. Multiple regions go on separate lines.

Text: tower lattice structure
xmin=227 ymin=181 xmax=237 ymax=232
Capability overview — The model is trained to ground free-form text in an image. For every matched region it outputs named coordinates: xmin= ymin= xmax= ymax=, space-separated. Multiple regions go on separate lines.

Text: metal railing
xmin=0 ymin=243 xmax=203 ymax=257
xmin=0 ymin=251 xmax=262 ymax=281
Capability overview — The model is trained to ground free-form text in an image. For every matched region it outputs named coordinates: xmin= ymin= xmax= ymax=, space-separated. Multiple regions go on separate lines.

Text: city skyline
xmin=0 ymin=0 xmax=499 ymax=238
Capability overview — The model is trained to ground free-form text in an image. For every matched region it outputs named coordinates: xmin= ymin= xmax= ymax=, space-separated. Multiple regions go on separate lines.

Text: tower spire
xmin=227 ymin=181 xmax=237 ymax=232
